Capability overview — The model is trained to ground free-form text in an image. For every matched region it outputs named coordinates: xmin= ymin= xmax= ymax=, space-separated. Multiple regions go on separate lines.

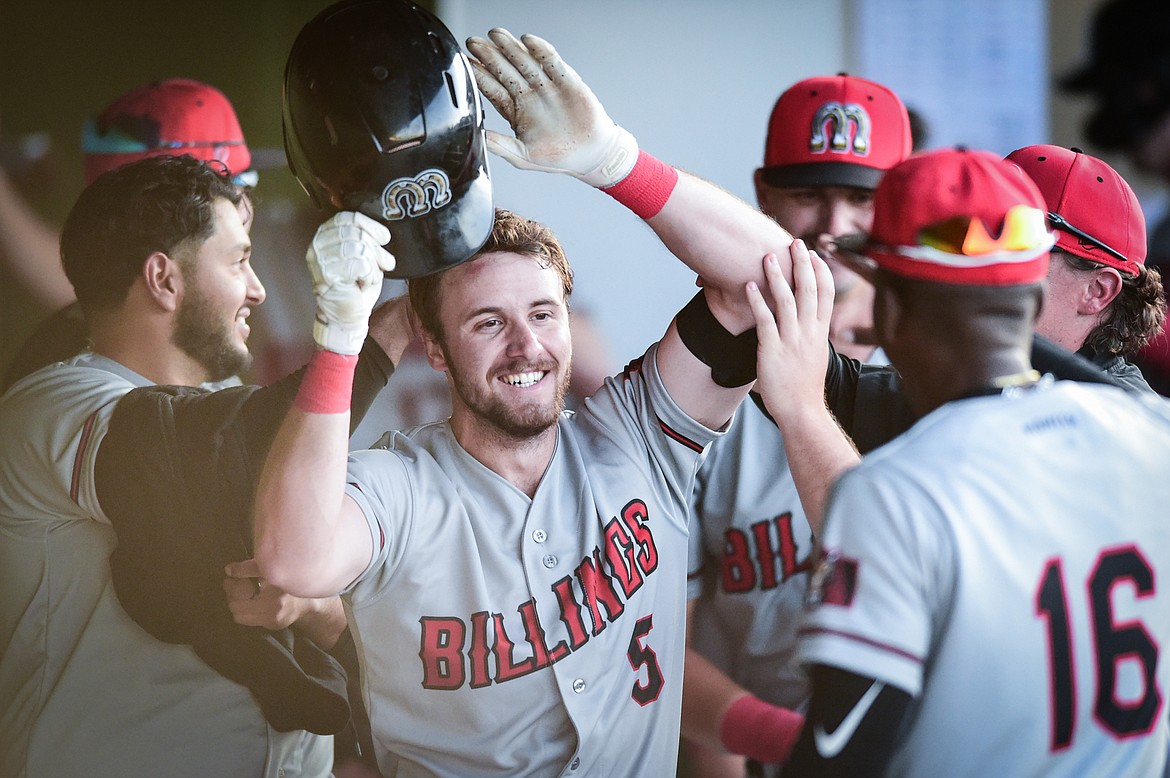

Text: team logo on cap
xmin=381 ymin=169 xmax=452 ymax=221
xmin=809 ymin=101 xmax=872 ymax=158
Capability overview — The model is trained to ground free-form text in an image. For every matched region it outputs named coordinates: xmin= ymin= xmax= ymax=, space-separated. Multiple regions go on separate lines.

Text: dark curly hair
xmin=61 ymin=154 xmax=240 ymax=313
xmin=1058 ymin=251 xmax=1167 ymax=358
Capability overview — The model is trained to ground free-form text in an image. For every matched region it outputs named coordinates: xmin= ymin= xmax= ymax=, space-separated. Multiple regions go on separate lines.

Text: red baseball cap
xmin=1006 ymin=145 xmax=1146 ymax=276
xmin=83 ymin=79 xmax=252 ymax=186
xmin=760 ymin=74 xmax=912 ymax=190
xmin=864 ymin=148 xmax=1055 ymax=286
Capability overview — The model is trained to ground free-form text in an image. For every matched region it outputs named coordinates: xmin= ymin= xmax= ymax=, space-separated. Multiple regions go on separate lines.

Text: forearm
xmin=642 ymin=169 xmax=794 ymax=330
xmin=771 ymin=404 xmax=860 ymax=534
xmin=683 ymin=648 xmax=804 ymax=765
xmin=681 ymin=648 xmax=755 ymax=751
xmin=0 ymin=167 xmax=75 ymax=310
xmin=254 ymin=353 xmax=363 ymax=597
xmin=365 ymin=295 xmax=414 ymax=368
xmin=292 ymin=596 xmax=348 ymax=650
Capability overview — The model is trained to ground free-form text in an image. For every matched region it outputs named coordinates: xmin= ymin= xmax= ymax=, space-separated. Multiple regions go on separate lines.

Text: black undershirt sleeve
xmin=783 ymin=664 xmax=913 ymax=777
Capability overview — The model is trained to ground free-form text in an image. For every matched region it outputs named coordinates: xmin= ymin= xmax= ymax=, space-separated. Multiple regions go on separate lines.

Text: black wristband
xmin=675 ymin=291 xmax=758 ymax=388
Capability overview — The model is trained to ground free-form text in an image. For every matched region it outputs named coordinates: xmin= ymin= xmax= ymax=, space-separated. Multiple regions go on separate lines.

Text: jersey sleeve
xmin=579 ymin=341 xmax=724 ymax=535
xmin=0 ymin=365 xmax=134 ymax=526
xmin=342 ymin=445 xmax=417 ymax=596
xmin=797 ymin=463 xmax=955 ymax=697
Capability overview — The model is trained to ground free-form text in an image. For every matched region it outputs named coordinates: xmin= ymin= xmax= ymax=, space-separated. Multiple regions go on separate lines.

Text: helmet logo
xmin=381 ymin=169 xmax=452 ymax=220
xmin=809 ymin=101 xmax=872 ymax=157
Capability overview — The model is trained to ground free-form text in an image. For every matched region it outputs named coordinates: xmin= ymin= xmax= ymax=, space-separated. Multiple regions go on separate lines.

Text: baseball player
xmin=681 ymin=74 xmax=911 ymax=778
xmin=2 ymin=78 xmax=260 ymax=391
xmin=252 ymin=29 xmax=804 ymax=777
xmin=1006 ymin=144 xmax=1164 ymax=394
xmin=758 ymin=148 xmax=1170 ymax=775
xmin=0 ymin=155 xmax=405 ymax=777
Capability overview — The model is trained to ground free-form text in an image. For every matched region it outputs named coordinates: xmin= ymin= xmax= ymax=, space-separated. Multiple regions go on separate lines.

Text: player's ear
xmin=752 ymin=168 xmax=769 ymax=212
xmin=142 ymin=251 xmax=183 ymax=313
xmin=420 ymin=327 xmax=449 ymax=373
xmin=1082 ymin=266 xmax=1123 ymax=315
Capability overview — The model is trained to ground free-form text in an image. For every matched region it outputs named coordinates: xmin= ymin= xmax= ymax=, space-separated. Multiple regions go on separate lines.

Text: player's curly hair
xmin=1059 ymin=252 xmax=1167 ymax=358
xmin=409 ymin=208 xmax=574 ymax=339
xmin=61 ymin=154 xmax=240 ymax=313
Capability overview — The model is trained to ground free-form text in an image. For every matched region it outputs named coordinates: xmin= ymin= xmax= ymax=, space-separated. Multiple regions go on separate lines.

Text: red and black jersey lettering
xmin=415 ymin=498 xmax=666 ymax=694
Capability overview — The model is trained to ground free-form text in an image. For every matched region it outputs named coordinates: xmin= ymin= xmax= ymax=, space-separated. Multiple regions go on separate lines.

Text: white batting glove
xmin=305 ymin=211 xmax=396 ymax=355
xmin=465 ymin=28 xmax=639 ymax=188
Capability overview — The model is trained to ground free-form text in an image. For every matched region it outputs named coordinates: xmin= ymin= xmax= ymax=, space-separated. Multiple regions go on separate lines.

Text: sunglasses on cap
xmin=827 ymin=232 xmax=879 ymax=283
xmin=829 ymin=205 xmax=1053 ymax=279
xmin=83 ymin=118 xmax=256 ymax=189
xmin=1046 ymin=211 xmax=1129 ymax=265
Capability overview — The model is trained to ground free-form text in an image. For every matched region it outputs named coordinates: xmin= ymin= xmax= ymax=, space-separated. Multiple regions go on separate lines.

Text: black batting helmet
xmin=283 ymin=0 xmax=493 ymax=278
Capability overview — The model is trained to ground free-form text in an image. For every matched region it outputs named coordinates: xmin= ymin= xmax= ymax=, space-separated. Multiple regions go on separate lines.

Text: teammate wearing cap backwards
xmin=747 ymin=147 xmax=1170 ymax=775
xmin=1007 ymin=144 xmax=1165 ymax=394
xmin=252 ymin=26 xmax=812 ymax=777
xmin=681 ymin=74 xmax=912 ymax=778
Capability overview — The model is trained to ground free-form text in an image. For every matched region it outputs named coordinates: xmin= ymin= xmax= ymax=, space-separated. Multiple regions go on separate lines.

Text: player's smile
xmin=173 ymin=198 xmax=264 ymax=383
xmin=426 ymin=251 xmax=573 ymax=442
xmin=500 ymin=369 xmax=547 ymax=388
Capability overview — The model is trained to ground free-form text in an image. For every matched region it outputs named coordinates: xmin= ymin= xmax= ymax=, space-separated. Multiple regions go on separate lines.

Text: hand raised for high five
xmin=465 ymin=28 xmax=638 ymax=188
xmin=746 ymin=241 xmax=858 ymax=531
xmin=747 ymin=240 xmax=835 ymax=422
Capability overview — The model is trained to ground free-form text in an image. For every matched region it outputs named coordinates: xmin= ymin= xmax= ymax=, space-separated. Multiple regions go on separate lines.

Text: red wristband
xmin=601 ymin=150 xmax=678 ymax=220
xmin=294 ymin=350 xmax=359 ymax=414
xmin=719 ymin=694 xmax=804 ymax=765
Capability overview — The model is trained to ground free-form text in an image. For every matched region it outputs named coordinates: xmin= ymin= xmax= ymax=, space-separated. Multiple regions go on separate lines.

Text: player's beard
xmin=447 ymin=355 xmax=572 ymax=441
xmin=172 ymin=282 xmax=252 ymax=383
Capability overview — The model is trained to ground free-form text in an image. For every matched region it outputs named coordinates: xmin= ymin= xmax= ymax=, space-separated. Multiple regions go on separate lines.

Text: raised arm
xmin=466 ymin=29 xmax=796 ymax=426
xmin=0 ymin=163 xmax=75 ymax=311
xmin=748 ymin=249 xmax=860 ymax=531
xmin=253 ymin=212 xmax=396 ymax=598
xmin=465 ymin=29 xmax=793 ymax=328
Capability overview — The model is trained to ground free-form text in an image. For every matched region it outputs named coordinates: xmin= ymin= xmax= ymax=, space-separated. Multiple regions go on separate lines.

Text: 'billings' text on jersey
xmin=419 ymin=498 xmax=658 ymax=690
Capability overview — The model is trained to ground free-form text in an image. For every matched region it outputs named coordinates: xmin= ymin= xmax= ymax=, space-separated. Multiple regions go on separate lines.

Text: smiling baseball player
xmin=253 ymin=25 xmax=804 ymax=777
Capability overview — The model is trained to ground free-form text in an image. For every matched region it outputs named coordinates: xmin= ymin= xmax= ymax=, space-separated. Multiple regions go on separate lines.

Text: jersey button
xmin=532 ymin=529 xmax=547 ymax=543
xmin=572 ymin=678 xmax=586 ymax=693
xmin=570 ymin=757 xmax=581 ymax=770
xmin=542 ymin=554 xmax=557 ymax=568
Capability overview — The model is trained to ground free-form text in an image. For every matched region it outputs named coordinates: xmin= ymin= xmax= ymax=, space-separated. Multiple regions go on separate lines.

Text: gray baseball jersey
xmin=0 ymin=353 xmax=331 ymax=778
xmin=341 ymin=343 xmax=720 ymax=777
xmin=800 ymin=380 xmax=1170 ymax=776
xmin=688 ymin=399 xmax=813 ymax=711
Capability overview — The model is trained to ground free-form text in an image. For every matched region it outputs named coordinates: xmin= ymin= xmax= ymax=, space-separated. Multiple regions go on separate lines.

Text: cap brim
xmin=761 ymin=161 xmax=884 ymax=190
xmin=826 ymin=233 xmax=879 ymax=284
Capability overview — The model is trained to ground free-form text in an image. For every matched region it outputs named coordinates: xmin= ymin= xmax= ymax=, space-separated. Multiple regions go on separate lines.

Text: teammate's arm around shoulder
xmin=253 ymin=212 xmax=394 ymax=599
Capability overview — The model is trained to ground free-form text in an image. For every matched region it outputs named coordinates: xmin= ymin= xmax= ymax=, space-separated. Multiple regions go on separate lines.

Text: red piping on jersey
xmin=657 ymin=418 xmax=703 ymax=452
xmin=70 ymin=411 xmax=100 ymax=505
xmin=620 ymin=357 xmax=644 ymax=380
xmin=798 ymin=625 xmax=923 ymax=665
